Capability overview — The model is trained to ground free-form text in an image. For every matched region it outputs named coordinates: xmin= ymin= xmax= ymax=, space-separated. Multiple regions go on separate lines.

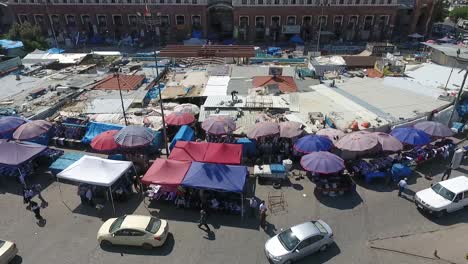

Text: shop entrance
xmin=207 ymin=5 xmax=233 ymax=41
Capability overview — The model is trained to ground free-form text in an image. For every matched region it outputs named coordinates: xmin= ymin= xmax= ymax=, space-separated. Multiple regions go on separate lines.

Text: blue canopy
xmin=390 ymin=127 xmax=431 ymax=145
xmin=236 ymin=138 xmax=256 ymax=157
xmin=182 ymin=162 xmax=248 ymax=193
xmin=48 ymin=152 xmax=84 ymax=175
xmin=192 ymin=31 xmax=202 ymax=38
xmin=0 ymin=39 xmax=24 ymax=49
xmin=290 ymin=35 xmax=304 ymax=44
xmin=81 ymin=122 xmax=124 ymax=144
xmin=170 ymin=125 xmax=195 ymax=150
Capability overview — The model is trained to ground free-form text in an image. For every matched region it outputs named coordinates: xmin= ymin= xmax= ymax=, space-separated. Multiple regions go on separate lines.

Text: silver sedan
xmin=264 ymin=220 xmax=334 ymax=264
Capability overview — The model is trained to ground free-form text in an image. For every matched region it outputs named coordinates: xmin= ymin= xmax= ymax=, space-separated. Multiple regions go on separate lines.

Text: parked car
xmin=0 ymin=239 xmax=18 ymax=264
xmin=415 ymin=176 xmax=468 ymax=217
xmin=264 ymin=220 xmax=334 ymax=264
xmin=97 ymin=215 xmax=169 ymax=249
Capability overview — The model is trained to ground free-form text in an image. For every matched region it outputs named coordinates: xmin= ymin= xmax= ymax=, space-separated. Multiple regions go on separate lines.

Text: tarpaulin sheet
xmin=236 ymin=138 xmax=256 ymax=157
xmin=169 ymin=141 xmax=242 ymax=165
xmin=0 ymin=39 xmax=24 ymax=49
xmin=0 ymin=139 xmax=47 ymax=166
xmin=141 ymin=158 xmax=191 ymax=187
xmin=49 ymin=152 xmax=85 ymax=175
xmin=181 ymin=162 xmax=247 ymax=192
xmin=81 ymin=122 xmax=123 ymax=144
xmin=170 ymin=125 xmax=195 ymax=150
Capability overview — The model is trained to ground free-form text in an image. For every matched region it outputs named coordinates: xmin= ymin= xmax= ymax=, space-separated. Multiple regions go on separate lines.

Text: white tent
xmin=408 ymin=33 xmax=424 ymax=38
xmin=57 ymin=155 xmax=133 ymax=213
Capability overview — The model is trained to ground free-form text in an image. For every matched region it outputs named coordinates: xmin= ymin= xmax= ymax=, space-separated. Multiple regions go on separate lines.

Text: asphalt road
xmin=1 ymin=155 xmax=467 ymax=264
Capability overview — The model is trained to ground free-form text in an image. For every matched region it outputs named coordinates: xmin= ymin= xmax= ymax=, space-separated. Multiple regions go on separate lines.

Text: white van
xmin=414 ymin=176 xmax=468 ymax=217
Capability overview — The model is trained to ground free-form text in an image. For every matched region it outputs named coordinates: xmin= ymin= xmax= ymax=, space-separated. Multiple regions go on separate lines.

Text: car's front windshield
xmin=278 ymin=229 xmax=300 ymax=251
xmin=109 ymin=216 xmax=126 ymax=233
xmin=431 ymin=183 xmax=456 ymax=201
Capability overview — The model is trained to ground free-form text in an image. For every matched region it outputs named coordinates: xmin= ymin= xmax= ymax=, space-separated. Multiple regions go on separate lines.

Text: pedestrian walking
xmin=441 ymin=164 xmax=452 ymax=180
xmin=22 ymin=185 xmax=33 ymax=204
xmin=249 ymin=197 xmax=258 ymax=218
xmin=398 ymin=178 xmax=408 ymax=196
xmin=198 ymin=209 xmax=211 ymax=231
xmin=259 ymin=200 xmax=267 ymax=228
xmin=30 ymin=201 xmax=43 ymax=221
xmin=33 ymin=184 xmax=46 ymax=203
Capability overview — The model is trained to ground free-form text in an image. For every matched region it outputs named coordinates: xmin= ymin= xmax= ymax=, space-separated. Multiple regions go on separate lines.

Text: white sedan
xmin=0 ymin=239 xmax=18 ymax=264
xmin=97 ymin=215 xmax=169 ymax=249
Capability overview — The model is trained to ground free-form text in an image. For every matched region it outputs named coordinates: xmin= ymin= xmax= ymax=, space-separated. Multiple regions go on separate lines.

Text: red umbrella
xmin=90 ymin=130 xmax=120 ymax=152
xmin=165 ymin=112 xmax=195 ymax=126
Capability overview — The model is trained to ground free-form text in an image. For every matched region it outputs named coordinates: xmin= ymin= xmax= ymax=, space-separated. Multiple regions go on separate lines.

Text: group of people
xmin=256 ymin=137 xmax=293 ymax=164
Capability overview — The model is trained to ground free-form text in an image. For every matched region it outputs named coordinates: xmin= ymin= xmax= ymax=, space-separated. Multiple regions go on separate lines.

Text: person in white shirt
xmin=249 ymin=198 xmax=258 ymax=218
xmin=259 ymin=200 xmax=267 ymax=228
xmin=398 ymin=178 xmax=408 ymax=196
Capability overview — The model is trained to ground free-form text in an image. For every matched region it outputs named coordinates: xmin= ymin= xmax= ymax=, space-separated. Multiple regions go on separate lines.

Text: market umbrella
xmin=0 ymin=116 xmax=27 ymax=134
xmin=174 ymin=103 xmax=200 ymax=115
xmin=294 ymin=135 xmax=333 ymax=154
xmin=390 ymin=127 xmax=431 ymax=145
xmin=114 ymin=125 xmax=155 ymax=148
xmin=316 ymin=128 xmax=345 ymax=143
xmin=90 ymin=130 xmax=120 ymax=152
xmin=246 ymin=122 xmax=280 ymax=139
xmin=202 ymin=116 xmax=236 ymax=135
xmin=335 ymin=132 xmax=378 ymax=152
xmin=300 ymin=151 xmax=345 ymax=174
xmin=373 ymin=132 xmax=403 ymax=152
xmin=13 ymin=120 xmax=52 ymax=140
xmin=279 ymin=121 xmax=303 ymax=138
xmin=165 ymin=112 xmax=195 ymax=126
xmin=414 ymin=121 xmax=453 ymax=138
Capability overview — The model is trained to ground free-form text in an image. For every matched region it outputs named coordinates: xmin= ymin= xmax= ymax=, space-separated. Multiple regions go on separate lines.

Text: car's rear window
xmin=0 ymin=240 xmax=4 ymax=247
xmin=313 ymin=221 xmax=328 ymax=234
xmin=109 ymin=216 xmax=126 ymax=233
xmin=145 ymin=217 xmax=162 ymax=234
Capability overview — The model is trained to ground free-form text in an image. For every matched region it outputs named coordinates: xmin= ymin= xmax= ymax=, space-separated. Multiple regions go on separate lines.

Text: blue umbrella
xmin=294 ymin=135 xmax=333 ymax=154
xmin=114 ymin=125 xmax=155 ymax=148
xmin=0 ymin=116 xmax=27 ymax=134
xmin=390 ymin=127 xmax=431 ymax=145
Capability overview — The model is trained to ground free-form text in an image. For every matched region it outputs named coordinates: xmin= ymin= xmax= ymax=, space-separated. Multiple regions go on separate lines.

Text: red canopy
xmin=141 ymin=159 xmax=191 ymax=187
xmin=169 ymin=141 xmax=242 ymax=165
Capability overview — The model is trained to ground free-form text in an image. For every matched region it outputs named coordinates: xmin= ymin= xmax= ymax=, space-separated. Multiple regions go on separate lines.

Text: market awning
xmin=0 ymin=139 xmax=47 ymax=166
xmin=141 ymin=159 xmax=191 ymax=187
xmin=169 ymin=141 xmax=242 ymax=165
xmin=181 ymin=162 xmax=248 ymax=192
xmin=57 ymin=155 xmax=133 ymax=187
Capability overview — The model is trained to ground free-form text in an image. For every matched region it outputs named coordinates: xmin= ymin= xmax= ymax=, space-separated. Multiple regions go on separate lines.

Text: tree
xmin=450 ymin=6 xmax=468 ymax=21
xmin=433 ymin=0 xmax=450 ymax=22
xmin=2 ymin=22 xmax=49 ymax=52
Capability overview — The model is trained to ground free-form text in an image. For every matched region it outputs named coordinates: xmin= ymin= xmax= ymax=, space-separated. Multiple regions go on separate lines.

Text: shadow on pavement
xmin=100 ymin=233 xmax=175 ymax=256
xmin=10 ymin=255 xmax=22 ymax=264
xmin=419 ymin=208 xmax=468 ymax=226
xmin=295 ymin=242 xmax=341 ymax=264
xmin=313 ymin=189 xmax=363 ymax=210
xmin=72 ymin=193 xmax=143 ymax=221
xmin=0 ymin=170 xmax=55 ymax=196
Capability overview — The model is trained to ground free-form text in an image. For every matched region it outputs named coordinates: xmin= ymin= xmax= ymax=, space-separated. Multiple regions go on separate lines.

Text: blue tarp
xmin=47 ymin=48 xmax=65 ymax=54
xmin=192 ymin=31 xmax=202 ymax=38
xmin=391 ymin=163 xmax=412 ymax=181
xmin=182 ymin=162 xmax=248 ymax=193
xmin=267 ymin=47 xmax=282 ymax=56
xmin=456 ymin=99 xmax=468 ymax=116
xmin=48 ymin=152 xmax=84 ymax=175
xmin=290 ymin=35 xmax=304 ymax=44
xmin=81 ymin=122 xmax=124 ymax=144
xmin=236 ymin=138 xmax=256 ymax=157
xmin=0 ymin=39 xmax=24 ymax=50
xmin=170 ymin=125 xmax=195 ymax=150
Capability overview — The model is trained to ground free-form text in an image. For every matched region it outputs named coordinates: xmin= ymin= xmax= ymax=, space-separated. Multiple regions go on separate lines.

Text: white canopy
xmin=408 ymin=33 xmax=424 ymax=38
xmin=57 ymin=155 xmax=133 ymax=187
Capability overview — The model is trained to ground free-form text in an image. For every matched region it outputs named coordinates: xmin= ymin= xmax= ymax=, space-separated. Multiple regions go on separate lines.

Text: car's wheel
xmin=319 ymin=244 xmax=328 ymax=252
xmin=284 ymin=260 xmax=293 ymax=264
xmin=142 ymin=243 xmax=153 ymax=250
xmin=100 ymin=240 xmax=112 ymax=247
xmin=435 ymin=210 xmax=447 ymax=218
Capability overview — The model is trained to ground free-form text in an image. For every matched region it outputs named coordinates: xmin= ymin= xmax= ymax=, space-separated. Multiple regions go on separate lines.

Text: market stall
xmin=57 ymin=155 xmax=134 ymax=214
xmin=169 ymin=141 xmax=242 ymax=165
xmin=169 ymin=125 xmax=195 ymax=150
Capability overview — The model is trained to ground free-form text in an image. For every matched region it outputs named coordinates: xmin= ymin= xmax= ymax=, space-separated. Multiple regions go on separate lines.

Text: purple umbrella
xmin=294 ymin=135 xmax=333 ymax=154
xmin=0 ymin=116 xmax=27 ymax=134
xmin=202 ymin=116 xmax=236 ymax=135
xmin=414 ymin=121 xmax=453 ymax=138
xmin=13 ymin=120 xmax=52 ymax=140
xmin=335 ymin=132 xmax=378 ymax=152
xmin=246 ymin=122 xmax=280 ymax=139
xmin=300 ymin=151 xmax=345 ymax=174
xmin=114 ymin=125 xmax=155 ymax=148
xmin=316 ymin=128 xmax=345 ymax=143
xmin=373 ymin=132 xmax=403 ymax=152
xmin=279 ymin=121 xmax=303 ymax=138
xmin=391 ymin=127 xmax=431 ymax=145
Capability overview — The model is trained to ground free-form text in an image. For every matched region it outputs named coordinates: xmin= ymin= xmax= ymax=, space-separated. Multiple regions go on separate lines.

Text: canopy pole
xmin=241 ymin=193 xmax=244 ymax=220
xmin=109 ymin=186 xmax=116 ymax=215
xmin=56 ymin=176 xmax=72 ymax=212
xmin=17 ymin=168 xmax=25 ymax=186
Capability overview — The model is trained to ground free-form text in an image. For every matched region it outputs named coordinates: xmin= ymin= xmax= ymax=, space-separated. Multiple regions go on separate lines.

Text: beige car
xmin=97 ymin=215 xmax=169 ymax=249
xmin=0 ymin=239 xmax=18 ymax=264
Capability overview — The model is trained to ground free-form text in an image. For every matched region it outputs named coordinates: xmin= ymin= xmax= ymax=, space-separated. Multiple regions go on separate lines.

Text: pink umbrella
xmin=316 ymin=128 xmax=345 ymax=142
xmin=425 ymin=39 xmax=436 ymax=44
xmin=414 ymin=121 xmax=453 ymax=138
xmin=300 ymin=151 xmax=345 ymax=174
xmin=165 ymin=112 xmax=195 ymax=126
xmin=13 ymin=120 xmax=52 ymax=140
xmin=279 ymin=121 xmax=303 ymax=138
xmin=202 ymin=116 xmax=236 ymax=135
xmin=174 ymin=103 xmax=200 ymax=115
xmin=373 ymin=132 xmax=403 ymax=152
xmin=247 ymin=122 xmax=280 ymax=139
xmin=335 ymin=132 xmax=378 ymax=152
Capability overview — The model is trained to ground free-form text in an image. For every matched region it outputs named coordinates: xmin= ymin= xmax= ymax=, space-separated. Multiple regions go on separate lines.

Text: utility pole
xmin=448 ymin=66 xmax=468 ymax=126
xmin=115 ymin=71 xmax=128 ymax=126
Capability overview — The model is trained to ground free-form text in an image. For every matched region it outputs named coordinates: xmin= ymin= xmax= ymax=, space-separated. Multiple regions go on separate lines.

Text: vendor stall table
xmin=254 ymin=164 xmax=287 ymax=182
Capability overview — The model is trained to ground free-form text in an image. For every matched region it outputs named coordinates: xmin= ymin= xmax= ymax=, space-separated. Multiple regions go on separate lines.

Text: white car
xmin=415 ymin=176 xmax=468 ymax=217
xmin=0 ymin=239 xmax=18 ymax=264
xmin=97 ymin=215 xmax=169 ymax=249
